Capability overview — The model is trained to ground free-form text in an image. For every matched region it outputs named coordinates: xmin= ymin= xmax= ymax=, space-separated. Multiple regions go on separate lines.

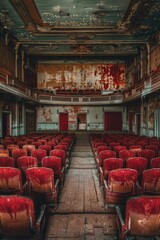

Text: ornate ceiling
xmin=0 ymin=0 xmax=160 ymax=59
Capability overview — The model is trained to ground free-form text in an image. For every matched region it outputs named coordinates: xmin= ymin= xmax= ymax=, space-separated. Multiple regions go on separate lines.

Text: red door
xmin=104 ymin=112 xmax=122 ymax=131
xmin=59 ymin=113 xmax=68 ymax=131
xmin=2 ymin=112 xmax=11 ymax=137
xmin=136 ymin=114 xmax=140 ymax=135
xmin=129 ymin=112 xmax=133 ymax=134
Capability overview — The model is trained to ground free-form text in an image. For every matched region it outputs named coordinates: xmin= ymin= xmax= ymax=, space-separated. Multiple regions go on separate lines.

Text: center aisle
xmin=45 ymin=132 xmax=118 ymax=239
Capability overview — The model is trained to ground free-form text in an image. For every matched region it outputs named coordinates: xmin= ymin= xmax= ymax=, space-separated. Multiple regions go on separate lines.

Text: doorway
xmin=77 ymin=113 xmax=87 ymax=130
xmin=104 ymin=112 xmax=122 ymax=131
xmin=59 ymin=112 xmax=69 ymax=131
xmin=2 ymin=112 xmax=11 ymax=138
xmin=129 ymin=112 xmax=133 ymax=134
xmin=136 ymin=114 xmax=140 ymax=135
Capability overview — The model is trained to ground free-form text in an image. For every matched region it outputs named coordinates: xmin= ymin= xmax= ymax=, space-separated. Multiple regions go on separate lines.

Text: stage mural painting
xmin=37 ymin=63 xmax=126 ymax=91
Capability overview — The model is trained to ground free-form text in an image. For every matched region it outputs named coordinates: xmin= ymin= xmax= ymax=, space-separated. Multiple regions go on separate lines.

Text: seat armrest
xmin=36 ymin=204 xmax=46 ymax=225
xmin=104 ymin=179 xmax=108 ymax=189
xmin=55 ymin=179 xmax=59 ymax=191
xmin=136 ymin=181 xmax=141 ymax=190
xmin=100 ymin=167 xmax=103 ymax=174
xmin=116 ymin=205 xmax=125 ymax=226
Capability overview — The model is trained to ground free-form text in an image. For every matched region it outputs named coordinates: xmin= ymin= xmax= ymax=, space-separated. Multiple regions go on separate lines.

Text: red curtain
xmin=104 ymin=112 xmax=122 ymax=131
xmin=59 ymin=113 xmax=68 ymax=131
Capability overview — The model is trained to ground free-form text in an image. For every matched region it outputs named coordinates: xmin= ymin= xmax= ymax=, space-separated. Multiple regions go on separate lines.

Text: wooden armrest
xmin=116 ymin=206 xmax=125 ymax=226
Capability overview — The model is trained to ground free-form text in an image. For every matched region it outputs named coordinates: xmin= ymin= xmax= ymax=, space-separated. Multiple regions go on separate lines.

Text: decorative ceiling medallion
xmin=71 ymin=45 xmax=92 ymax=53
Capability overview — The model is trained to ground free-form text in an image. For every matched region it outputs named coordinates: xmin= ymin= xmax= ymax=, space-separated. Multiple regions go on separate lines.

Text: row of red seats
xmin=0 ymin=132 xmax=76 ymax=239
xmin=91 ymin=134 xmax=160 ymax=239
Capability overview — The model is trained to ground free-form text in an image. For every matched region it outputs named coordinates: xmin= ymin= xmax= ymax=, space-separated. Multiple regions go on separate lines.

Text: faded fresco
xmin=37 ymin=63 xmax=126 ymax=91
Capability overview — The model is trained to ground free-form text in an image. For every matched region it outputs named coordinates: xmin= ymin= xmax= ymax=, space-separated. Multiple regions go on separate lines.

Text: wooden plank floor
xmin=45 ymin=133 xmax=119 ymax=239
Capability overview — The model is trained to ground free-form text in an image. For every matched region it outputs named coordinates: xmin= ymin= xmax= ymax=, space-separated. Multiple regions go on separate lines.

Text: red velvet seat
xmin=94 ymin=142 xmax=106 ymax=150
xmin=126 ymin=157 xmax=148 ymax=183
xmin=0 ymin=145 xmax=4 ymax=150
xmin=17 ymin=156 xmax=38 ymax=182
xmin=95 ymin=146 xmax=111 ymax=156
xmin=138 ymin=149 xmax=155 ymax=165
xmin=0 ymin=195 xmax=46 ymax=239
xmin=119 ymin=150 xmax=135 ymax=166
xmin=150 ymin=157 xmax=160 ymax=168
xmin=50 ymin=149 xmax=67 ymax=167
xmin=109 ymin=142 xmax=120 ymax=150
xmin=31 ymin=149 xmax=47 ymax=165
xmin=116 ymin=196 xmax=160 ymax=239
xmin=22 ymin=144 xmax=36 ymax=155
xmin=146 ymin=144 xmax=159 ymax=156
xmin=17 ymin=141 xmax=28 ymax=148
xmin=26 ymin=167 xmax=58 ymax=205
xmin=0 ymin=156 xmax=15 ymax=167
xmin=129 ymin=145 xmax=142 ymax=150
xmin=0 ymin=167 xmax=23 ymax=194
xmin=6 ymin=144 xmax=19 ymax=156
xmin=140 ymin=168 xmax=160 ymax=195
xmin=42 ymin=156 xmax=64 ymax=184
xmin=54 ymin=144 xmax=68 ymax=153
xmin=0 ymin=149 xmax=9 ymax=157
xmin=100 ymin=158 xmax=123 ymax=185
xmin=47 ymin=140 xmax=57 ymax=149
xmin=104 ymin=168 xmax=138 ymax=206
xmin=39 ymin=144 xmax=51 ymax=155
xmin=97 ymin=150 xmax=116 ymax=170
xmin=113 ymin=146 xmax=127 ymax=157
xmin=122 ymin=141 xmax=135 ymax=149
xmin=137 ymin=141 xmax=148 ymax=149
xmin=12 ymin=149 xmax=27 ymax=162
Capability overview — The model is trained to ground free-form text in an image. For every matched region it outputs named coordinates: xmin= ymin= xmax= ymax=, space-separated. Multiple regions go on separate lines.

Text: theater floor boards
xmin=45 ymin=133 xmax=118 ymax=240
